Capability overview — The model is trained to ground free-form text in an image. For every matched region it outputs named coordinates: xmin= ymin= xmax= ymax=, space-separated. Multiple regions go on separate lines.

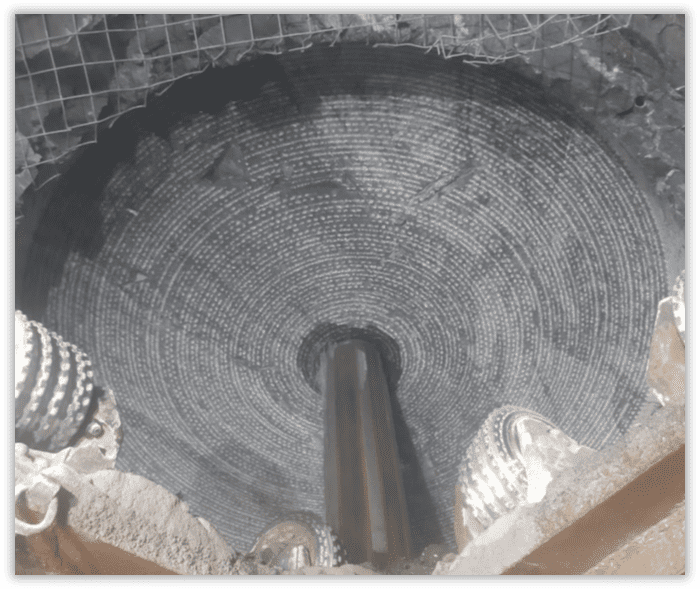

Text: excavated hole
xmin=16 ymin=44 xmax=669 ymax=564
xmin=298 ymin=323 xmax=402 ymax=394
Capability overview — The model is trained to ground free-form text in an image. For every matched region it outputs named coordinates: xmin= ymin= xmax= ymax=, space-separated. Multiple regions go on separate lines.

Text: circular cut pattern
xmin=29 ymin=46 xmax=666 ymax=550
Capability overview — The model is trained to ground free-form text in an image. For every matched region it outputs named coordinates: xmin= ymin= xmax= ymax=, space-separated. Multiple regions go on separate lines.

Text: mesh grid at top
xmin=15 ymin=13 xmax=632 ymax=185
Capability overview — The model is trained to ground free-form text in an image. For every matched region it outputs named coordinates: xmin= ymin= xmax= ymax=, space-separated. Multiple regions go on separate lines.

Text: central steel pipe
xmin=319 ymin=339 xmax=412 ymax=567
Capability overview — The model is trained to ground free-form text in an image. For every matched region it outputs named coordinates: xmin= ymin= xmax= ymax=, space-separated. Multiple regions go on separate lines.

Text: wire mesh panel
xmin=15 ymin=13 xmax=632 ymax=189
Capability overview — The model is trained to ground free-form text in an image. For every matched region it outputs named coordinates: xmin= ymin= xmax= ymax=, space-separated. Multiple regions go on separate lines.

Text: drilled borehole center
xmin=298 ymin=323 xmax=402 ymax=395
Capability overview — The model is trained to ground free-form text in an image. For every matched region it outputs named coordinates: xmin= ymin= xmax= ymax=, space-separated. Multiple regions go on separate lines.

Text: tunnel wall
xmin=15 ymin=16 xmax=680 ymax=572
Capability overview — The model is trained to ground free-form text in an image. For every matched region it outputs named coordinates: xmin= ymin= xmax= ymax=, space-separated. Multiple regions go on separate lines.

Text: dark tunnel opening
xmin=15 ymin=43 xmax=670 ymax=559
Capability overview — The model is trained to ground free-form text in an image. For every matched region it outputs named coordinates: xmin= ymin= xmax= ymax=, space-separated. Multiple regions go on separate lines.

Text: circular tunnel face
xmin=20 ymin=45 xmax=667 ymax=552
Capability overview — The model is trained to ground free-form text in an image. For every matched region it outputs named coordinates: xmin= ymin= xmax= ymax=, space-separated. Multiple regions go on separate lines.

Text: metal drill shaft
xmin=320 ymin=339 xmax=412 ymax=566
